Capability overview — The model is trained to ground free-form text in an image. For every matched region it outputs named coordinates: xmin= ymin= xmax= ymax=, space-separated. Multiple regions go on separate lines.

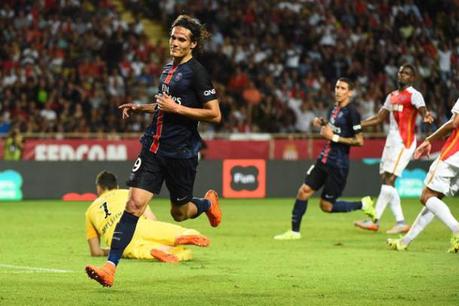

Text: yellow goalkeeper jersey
xmin=85 ymin=189 xmax=128 ymax=246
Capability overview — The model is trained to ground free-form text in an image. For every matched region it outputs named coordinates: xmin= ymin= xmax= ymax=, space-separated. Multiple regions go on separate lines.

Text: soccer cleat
xmin=386 ymin=238 xmax=408 ymax=251
xmin=361 ymin=196 xmax=376 ymax=221
xmin=386 ymin=224 xmax=411 ymax=234
xmin=85 ymin=263 xmax=116 ymax=287
xmin=175 ymin=235 xmax=210 ymax=247
xmin=151 ymin=249 xmax=179 ymax=263
xmin=273 ymin=230 xmax=301 ymax=240
xmin=204 ymin=189 xmax=222 ymax=227
xmin=447 ymin=233 xmax=459 ymax=253
xmin=353 ymin=219 xmax=379 ymax=232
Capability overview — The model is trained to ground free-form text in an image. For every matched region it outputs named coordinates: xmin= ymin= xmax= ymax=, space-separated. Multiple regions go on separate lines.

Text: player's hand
xmin=320 ymin=125 xmax=334 ymax=140
xmin=155 ymin=93 xmax=180 ymax=113
xmin=118 ymin=103 xmax=140 ymax=119
xmin=423 ymin=111 xmax=434 ymax=124
xmin=313 ymin=117 xmax=326 ymax=128
xmin=414 ymin=140 xmax=432 ymax=159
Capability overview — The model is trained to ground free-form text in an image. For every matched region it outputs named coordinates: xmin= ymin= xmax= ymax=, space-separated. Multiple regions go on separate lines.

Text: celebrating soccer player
xmin=354 ymin=64 xmax=433 ymax=234
xmin=85 ymin=15 xmax=222 ymax=287
xmin=274 ymin=77 xmax=375 ymax=241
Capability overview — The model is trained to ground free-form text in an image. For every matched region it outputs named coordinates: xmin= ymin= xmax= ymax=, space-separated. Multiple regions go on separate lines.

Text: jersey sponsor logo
xmin=353 ymin=124 xmax=361 ymax=131
xmin=391 ymin=104 xmax=404 ymax=112
xmin=203 ymin=89 xmax=216 ymax=96
xmin=324 ymin=194 xmax=334 ymax=199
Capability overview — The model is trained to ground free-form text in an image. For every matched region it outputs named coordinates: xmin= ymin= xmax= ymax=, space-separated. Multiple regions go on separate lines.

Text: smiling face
xmin=169 ymin=26 xmax=196 ymax=62
xmin=334 ymin=80 xmax=352 ymax=105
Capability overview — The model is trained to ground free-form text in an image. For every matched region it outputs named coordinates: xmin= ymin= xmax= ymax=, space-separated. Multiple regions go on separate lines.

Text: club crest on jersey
xmin=175 ymin=72 xmax=183 ymax=81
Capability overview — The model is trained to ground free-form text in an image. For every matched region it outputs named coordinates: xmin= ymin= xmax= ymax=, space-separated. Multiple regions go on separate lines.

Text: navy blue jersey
xmin=317 ymin=102 xmax=362 ymax=169
xmin=140 ymin=58 xmax=217 ymax=159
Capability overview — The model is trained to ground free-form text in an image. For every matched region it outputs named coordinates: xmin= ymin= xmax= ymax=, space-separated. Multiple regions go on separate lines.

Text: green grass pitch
xmin=0 ymin=198 xmax=458 ymax=305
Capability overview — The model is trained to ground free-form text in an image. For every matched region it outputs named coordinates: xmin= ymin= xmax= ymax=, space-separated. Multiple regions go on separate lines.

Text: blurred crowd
xmin=1 ymin=0 xmax=459 ymax=137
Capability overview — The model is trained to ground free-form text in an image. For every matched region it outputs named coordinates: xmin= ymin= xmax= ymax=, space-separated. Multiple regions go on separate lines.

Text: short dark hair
xmin=171 ymin=15 xmax=210 ymax=53
xmin=400 ymin=63 xmax=417 ymax=77
xmin=95 ymin=170 xmax=117 ymax=190
xmin=337 ymin=77 xmax=354 ymax=90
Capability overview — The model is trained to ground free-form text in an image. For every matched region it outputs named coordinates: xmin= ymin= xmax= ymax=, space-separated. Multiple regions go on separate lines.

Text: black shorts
xmin=127 ymin=147 xmax=198 ymax=205
xmin=304 ymin=161 xmax=348 ymax=203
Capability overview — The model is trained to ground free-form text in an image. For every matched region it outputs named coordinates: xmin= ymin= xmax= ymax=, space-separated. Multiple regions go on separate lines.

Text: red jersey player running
xmin=388 ymin=97 xmax=459 ymax=252
xmin=354 ymin=64 xmax=433 ymax=234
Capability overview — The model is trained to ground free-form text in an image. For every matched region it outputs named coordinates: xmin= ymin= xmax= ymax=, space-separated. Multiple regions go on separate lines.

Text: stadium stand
xmin=1 ymin=0 xmax=459 ymax=137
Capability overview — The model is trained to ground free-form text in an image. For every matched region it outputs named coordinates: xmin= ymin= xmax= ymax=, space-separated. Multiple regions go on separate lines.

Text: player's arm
xmin=361 ymin=108 xmax=389 ymax=128
xmin=155 ymin=94 xmax=221 ymax=123
xmin=321 ymin=125 xmax=364 ymax=146
xmin=414 ymin=114 xmax=456 ymax=159
xmin=118 ymin=103 xmax=158 ymax=119
xmin=87 ymin=236 xmax=109 ymax=257
xmin=143 ymin=205 xmax=157 ymax=221
xmin=312 ymin=117 xmax=328 ymax=128
xmin=417 ymin=106 xmax=434 ymax=124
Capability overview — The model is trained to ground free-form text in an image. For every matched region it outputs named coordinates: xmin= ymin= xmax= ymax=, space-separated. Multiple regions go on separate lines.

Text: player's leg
xmin=165 ymin=156 xmax=221 ymax=227
xmin=274 ymin=162 xmax=321 ymax=240
xmin=421 ymin=158 xmax=459 ymax=252
xmin=124 ymin=240 xmax=192 ymax=262
xmin=384 ymin=144 xmax=415 ymax=232
xmin=139 ymin=218 xmax=210 ymax=247
xmin=387 ymin=207 xmax=435 ymax=251
xmin=356 ymin=144 xmax=410 ymax=232
xmin=86 ymin=150 xmax=161 ymax=287
xmin=320 ymin=165 xmax=374 ymax=218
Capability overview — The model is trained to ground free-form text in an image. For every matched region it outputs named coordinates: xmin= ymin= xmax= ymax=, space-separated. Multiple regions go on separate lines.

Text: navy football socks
xmin=292 ymin=199 xmax=308 ymax=232
xmin=108 ymin=211 xmax=139 ymax=266
xmin=332 ymin=200 xmax=362 ymax=212
xmin=191 ymin=197 xmax=211 ymax=218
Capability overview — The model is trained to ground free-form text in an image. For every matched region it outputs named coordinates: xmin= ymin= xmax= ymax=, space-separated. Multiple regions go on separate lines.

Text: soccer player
xmin=274 ymin=77 xmax=375 ymax=241
xmin=354 ymin=64 xmax=433 ymax=234
xmin=387 ymin=97 xmax=459 ymax=253
xmin=86 ymin=171 xmax=209 ymax=263
xmin=85 ymin=15 xmax=222 ymax=287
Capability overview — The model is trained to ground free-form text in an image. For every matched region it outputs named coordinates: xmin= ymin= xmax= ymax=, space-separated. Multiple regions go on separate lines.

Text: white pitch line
xmin=0 ymin=264 xmax=74 ymax=273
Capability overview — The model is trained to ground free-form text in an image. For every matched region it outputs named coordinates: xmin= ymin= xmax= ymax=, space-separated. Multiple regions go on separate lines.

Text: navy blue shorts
xmin=304 ymin=161 xmax=348 ymax=203
xmin=127 ymin=147 xmax=198 ymax=205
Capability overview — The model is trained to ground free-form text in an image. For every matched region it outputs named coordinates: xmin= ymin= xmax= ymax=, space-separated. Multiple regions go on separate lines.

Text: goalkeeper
xmin=86 ymin=171 xmax=209 ymax=263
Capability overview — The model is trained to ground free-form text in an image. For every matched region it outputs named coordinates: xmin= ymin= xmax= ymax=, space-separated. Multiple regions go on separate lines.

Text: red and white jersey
xmin=440 ymin=98 xmax=459 ymax=163
xmin=383 ymin=86 xmax=425 ymax=148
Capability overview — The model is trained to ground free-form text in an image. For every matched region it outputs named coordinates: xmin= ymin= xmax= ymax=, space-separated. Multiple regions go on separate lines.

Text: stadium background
xmin=0 ymin=0 xmax=456 ymax=201
xmin=1 ymin=1 xmax=459 ymax=305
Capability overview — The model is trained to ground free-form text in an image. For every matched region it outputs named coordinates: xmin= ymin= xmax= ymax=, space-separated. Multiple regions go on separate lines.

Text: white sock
xmin=387 ymin=186 xmax=405 ymax=223
xmin=401 ymin=207 xmax=435 ymax=245
xmin=374 ymin=185 xmax=393 ymax=223
xmin=425 ymin=197 xmax=459 ymax=234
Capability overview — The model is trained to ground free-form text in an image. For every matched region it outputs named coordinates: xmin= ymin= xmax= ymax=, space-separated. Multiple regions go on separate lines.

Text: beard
xmin=398 ymin=81 xmax=406 ymax=88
